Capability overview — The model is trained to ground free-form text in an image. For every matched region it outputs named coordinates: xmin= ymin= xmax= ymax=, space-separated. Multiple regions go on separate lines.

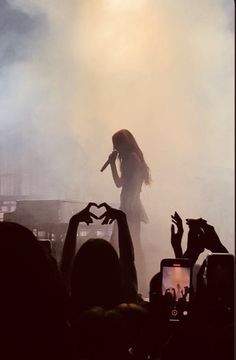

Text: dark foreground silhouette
xmin=0 ymin=204 xmax=234 ymax=359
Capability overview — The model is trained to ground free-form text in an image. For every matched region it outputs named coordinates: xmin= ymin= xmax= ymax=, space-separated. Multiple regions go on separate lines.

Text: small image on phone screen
xmin=161 ymin=260 xmax=191 ymax=322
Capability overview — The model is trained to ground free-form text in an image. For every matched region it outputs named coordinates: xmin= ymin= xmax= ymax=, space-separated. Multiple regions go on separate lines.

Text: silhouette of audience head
xmin=70 ymin=306 xmax=132 ymax=360
xmin=0 ymin=222 xmax=67 ymax=360
xmin=71 ymin=238 xmax=122 ymax=315
xmin=70 ymin=303 xmax=149 ymax=360
xmin=115 ymin=303 xmax=149 ymax=355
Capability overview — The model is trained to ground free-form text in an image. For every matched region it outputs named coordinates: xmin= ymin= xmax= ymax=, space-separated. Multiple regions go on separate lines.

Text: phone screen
xmin=162 ymin=263 xmax=191 ymax=321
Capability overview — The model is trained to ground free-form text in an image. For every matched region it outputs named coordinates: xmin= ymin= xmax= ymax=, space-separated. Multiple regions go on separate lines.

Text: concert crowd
xmin=0 ymin=200 xmax=234 ymax=360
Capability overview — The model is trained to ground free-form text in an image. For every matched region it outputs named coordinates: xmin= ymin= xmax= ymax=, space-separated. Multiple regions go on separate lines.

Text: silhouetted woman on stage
xmin=108 ymin=129 xmax=151 ymax=295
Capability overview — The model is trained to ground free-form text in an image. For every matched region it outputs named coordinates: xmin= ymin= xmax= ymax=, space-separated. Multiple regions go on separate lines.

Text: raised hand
xmin=98 ymin=202 xmax=137 ymax=301
xmin=98 ymin=202 xmax=125 ymax=225
xmin=70 ymin=202 xmax=99 ymax=225
xmin=171 ymin=211 xmax=184 ymax=258
xmin=200 ymin=222 xmax=228 ymax=253
xmin=183 ymin=219 xmax=205 ymax=263
xmin=61 ymin=203 xmax=99 ymax=285
xmin=108 ymin=150 xmax=118 ymax=164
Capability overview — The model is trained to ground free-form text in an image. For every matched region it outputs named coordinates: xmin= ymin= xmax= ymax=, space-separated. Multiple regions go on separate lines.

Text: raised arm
xmin=183 ymin=219 xmax=205 ymax=265
xmin=201 ymin=222 xmax=228 ymax=253
xmin=183 ymin=218 xmax=228 ymax=265
xmin=60 ymin=203 xmax=97 ymax=289
xmin=109 ymin=150 xmax=122 ymax=188
xmin=170 ymin=211 xmax=184 ymax=258
xmin=116 ymin=212 xmax=138 ymax=301
xmin=100 ymin=203 xmax=138 ymax=302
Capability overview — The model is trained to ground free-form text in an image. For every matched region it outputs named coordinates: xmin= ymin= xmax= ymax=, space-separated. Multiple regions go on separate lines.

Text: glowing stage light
xmin=104 ymin=0 xmax=146 ymax=11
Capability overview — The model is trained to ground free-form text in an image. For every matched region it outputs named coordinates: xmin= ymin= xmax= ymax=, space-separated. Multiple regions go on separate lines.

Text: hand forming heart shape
xmin=88 ymin=202 xmax=108 ymax=220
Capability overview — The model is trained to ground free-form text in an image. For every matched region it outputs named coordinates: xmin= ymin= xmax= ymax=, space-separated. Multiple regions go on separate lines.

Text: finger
xmin=99 ymin=202 xmax=110 ymax=210
xmin=109 ymin=218 xmax=115 ymax=224
xmin=98 ymin=212 xmax=107 ymax=220
xmin=87 ymin=202 xmax=97 ymax=209
xmin=101 ymin=217 xmax=110 ymax=225
xmin=171 ymin=224 xmax=175 ymax=235
xmin=175 ymin=212 xmax=182 ymax=220
xmin=176 ymin=218 xmax=183 ymax=225
xmin=202 ymin=223 xmax=214 ymax=233
xmin=186 ymin=219 xmax=190 ymax=225
xmin=198 ymin=227 xmax=205 ymax=238
xmin=201 ymin=221 xmax=212 ymax=230
xmin=89 ymin=212 xmax=99 ymax=220
xmin=171 ymin=219 xmax=178 ymax=226
xmin=102 ymin=215 xmax=113 ymax=225
xmin=82 ymin=216 xmax=93 ymax=224
xmin=200 ymin=229 xmax=206 ymax=238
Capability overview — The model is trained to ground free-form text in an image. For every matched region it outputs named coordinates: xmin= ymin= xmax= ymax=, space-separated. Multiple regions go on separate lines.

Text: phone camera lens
xmin=171 ymin=309 xmax=178 ymax=316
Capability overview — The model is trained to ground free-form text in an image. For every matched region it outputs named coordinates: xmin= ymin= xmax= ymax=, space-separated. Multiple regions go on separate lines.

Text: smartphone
xmin=205 ymin=253 xmax=234 ymax=310
xmin=161 ymin=258 xmax=192 ymax=322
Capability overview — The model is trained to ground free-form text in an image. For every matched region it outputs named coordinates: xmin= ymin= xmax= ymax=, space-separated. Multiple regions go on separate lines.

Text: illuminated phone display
xmin=161 ymin=259 xmax=192 ymax=322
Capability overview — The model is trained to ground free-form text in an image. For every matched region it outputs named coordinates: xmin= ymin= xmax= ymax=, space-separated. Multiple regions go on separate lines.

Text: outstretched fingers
xmin=98 ymin=202 xmax=111 ymax=210
xmin=171 ymin=214 xmax=183 ymax=235
xmin=174 ymin=211 xmax=182 ymax=221
xmin=87 ymin=202 xmax=98 ymax=209
xmin=101 ymin=215 xmax=110 ymax=225
xmin=89 ymin=212 xmax=99 ymax=220
xmin=99 ymin=212 xmax=116 ymax=225
xmin=171 ymin=224 xmax=176 ymax=235
xmin=171 ymin=217 xmax=178 ymax=226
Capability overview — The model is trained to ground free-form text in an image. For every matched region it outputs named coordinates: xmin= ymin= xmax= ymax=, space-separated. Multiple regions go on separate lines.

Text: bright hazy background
xmin=0 ymin=0 xmax=234 ymax=284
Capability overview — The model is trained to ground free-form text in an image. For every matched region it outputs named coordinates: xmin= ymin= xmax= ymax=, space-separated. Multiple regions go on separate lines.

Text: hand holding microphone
xmin=100 ymin=150 xmax=118 ymax=172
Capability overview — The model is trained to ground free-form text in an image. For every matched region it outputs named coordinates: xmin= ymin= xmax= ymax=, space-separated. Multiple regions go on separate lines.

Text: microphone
xmin=100 ymin=159 xmax=110 ymax=172
xmin=100 ymin=150 xmax=118 ymax=172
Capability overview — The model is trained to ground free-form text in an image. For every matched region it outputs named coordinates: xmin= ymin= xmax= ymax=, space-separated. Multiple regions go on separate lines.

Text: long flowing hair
xmin=112 ymin=129 xmax=151 ymax=185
